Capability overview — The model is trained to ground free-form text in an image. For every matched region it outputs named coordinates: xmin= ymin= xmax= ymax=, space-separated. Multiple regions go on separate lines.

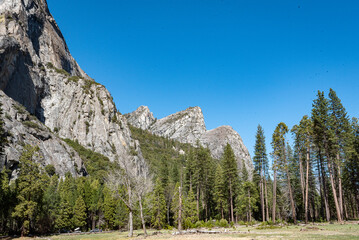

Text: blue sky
xmin=47 ymin=0 xmax=359 ymax=157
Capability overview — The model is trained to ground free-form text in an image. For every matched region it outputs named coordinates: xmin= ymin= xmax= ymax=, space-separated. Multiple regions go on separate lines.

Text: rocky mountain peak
xmin=124 ymin=106 xmax=155 ymax=130
xmin=150 ymin=106 xmax=206 ymax=145
xmin=127 ymin=106 xmax=254 ymax=176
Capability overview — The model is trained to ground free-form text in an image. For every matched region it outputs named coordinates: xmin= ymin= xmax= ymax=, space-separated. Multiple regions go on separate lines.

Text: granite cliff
xmin=0 ymin=0 xmax=147 ymax=177
xmin=126 ymin=106 xmax=253 ymax=175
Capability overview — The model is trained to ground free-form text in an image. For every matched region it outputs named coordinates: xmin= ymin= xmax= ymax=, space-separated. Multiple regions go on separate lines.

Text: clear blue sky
xmin=48 ymin=0 xmax=359 ymax=157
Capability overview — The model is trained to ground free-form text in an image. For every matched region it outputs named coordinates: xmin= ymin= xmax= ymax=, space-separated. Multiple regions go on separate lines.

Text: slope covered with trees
xmin=0 ymin=89 xmax=358 ymax=237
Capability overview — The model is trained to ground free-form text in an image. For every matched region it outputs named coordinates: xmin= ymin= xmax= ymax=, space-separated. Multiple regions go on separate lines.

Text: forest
xmin=0 ymin=88 xmax=358 ymax=237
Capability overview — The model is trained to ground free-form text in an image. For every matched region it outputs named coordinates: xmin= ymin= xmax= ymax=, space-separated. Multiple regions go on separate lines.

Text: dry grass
xmin=6 ymin=221 xmax=359 ymax=240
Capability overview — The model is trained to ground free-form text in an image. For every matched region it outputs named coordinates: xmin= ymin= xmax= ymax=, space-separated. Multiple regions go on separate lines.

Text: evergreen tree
xmin=271 ymin=122 xmax=296 ymax=223
xmin=213 ymin=164 xmax=227 ymax=219
xmin=103 ymin=186 xmax=118 ymax=229
xmin=150 ymin=178 xmax=167 ymax=229
xmin=171 ymin=182 xmax=183 ymax=230
xmin=235 ymin=181 xmax=258 ymax=223
xmin=253 ymin=125 xmax=269 ymax=221
xmin=0 ymin=167 xmax=12 ymax=233
xmin=56 ymin=198 xmax=73 ymax=230
xmin=221 ymin=144 xmax=239 ymax=222
xmin=328 ymin=88 xmax=351 ymax=220
xmin=73 ymin=196 xmax=87 ymax=229
xmin=12 ymin=145 xmax=43 ymax=236
xmin=39 ymin=174 xmax=60 ymax=233
xmin=183 ymin=189 xmax=198 ymax=229
xmin=312 ymin=90 xmax=342 ymax=222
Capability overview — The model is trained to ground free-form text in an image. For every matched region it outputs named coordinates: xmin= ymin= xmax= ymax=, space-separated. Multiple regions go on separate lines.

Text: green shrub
xmin=45 ymin=164 xmax=56 ymax=176
xmin=195 ymin=220 xmax=204 ymax=228
xmin=129 ymin=146 xmax=137 ymax=156
xmin=85 ymin=121 xmax=90 ymax=134
xmin=55 ymin=68 xmax=70 ymax=76
xmin=67 ymin=76 xmax=81 ymax=83
xmin=217 ymin=219 xmax=229 ymax=228
xmin=23 ymin=121 xmax=42 ymax=130
xmin=13 ymin=104 xmax=26 ymax=114
xmin=46 ymin=62 xmax=54 ymax=68
xmin=183 ymin=218 xmax=195 ymax=229
xmin=63 ymin=139 xmax=118 ymax=181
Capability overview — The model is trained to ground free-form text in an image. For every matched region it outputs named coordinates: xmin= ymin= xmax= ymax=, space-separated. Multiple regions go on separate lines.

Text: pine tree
xmin=271 ymin=122 xmax=296 ymax=223
xmin=171 ymin=182 xmax=183 ymax=230
xmin=56 ymin=198 xmax=73 ymax=230
xmin=253 ymin=125 xmax=269 ymax=222
xmin=312 ymin=90 xmax=342 ymax=222
xmin=73 ymin=196 xmax=87 ymax=229
xmin=103 ymin=186 xmax=118 ymax=229
xmin=328 ymin=88 xmax=351 ymax=220
xmin=40 ymin=174 xmax=60 ymax=232
xmin=213 ymin=164 xmax=227 ymax=219
xmin=0 ymin=167 xmax=11 ymax=233
xmin=292 ymin=115 xmax=313 ymax=223
xmin=12 ymin=145 xmax=43 ymax=236
xmin=221 ymin=144 xmax=239 ymax=223
xmin=183 ymin=188 xmax=198 ymax=229
xmin=235 ymin=181 xmax=258 ymax=223
xmin=150 ymin=178 xmax=166 ymax=229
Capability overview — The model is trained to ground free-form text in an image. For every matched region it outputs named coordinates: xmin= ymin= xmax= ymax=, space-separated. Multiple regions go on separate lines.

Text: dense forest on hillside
xmin=0 ymin=89 xmax=358 ymax=237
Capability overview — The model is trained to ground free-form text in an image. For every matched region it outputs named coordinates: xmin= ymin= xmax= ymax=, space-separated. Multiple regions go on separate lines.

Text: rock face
xmin=124 ymin=106 xmax=155 ymax=130
xmin=0 ymin=0 xmax=147 ymax=177
xmin=126 ymin=106 xmax=254 ymax=175
xmin=0 ymin=90 xmax=84 ymax=177
xmin=200 ymin=126 xmax=252 ymax=176
xmin=150 ymin=106 xmax=206 ymax=145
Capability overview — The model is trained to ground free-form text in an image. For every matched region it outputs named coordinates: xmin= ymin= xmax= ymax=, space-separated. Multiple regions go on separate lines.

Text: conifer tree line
xmin=0 ymin=88 xmax=358 ymax=236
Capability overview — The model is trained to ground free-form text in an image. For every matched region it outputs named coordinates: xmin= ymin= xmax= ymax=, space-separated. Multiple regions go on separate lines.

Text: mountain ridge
xmin=126 ymin=105 xmax=253 ymax=175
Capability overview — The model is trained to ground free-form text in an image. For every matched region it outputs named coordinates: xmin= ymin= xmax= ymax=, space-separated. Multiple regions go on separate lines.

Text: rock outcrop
xmin=0 ymin=90 xmax=84 ymax=177
xmin=150 ymin=106 xmax=206 ymax=145
xmin=124 ymin=106 xmax=155 ymax=130
xmin=0 ymin=0 xmax=147 ymax=177
xmin=126 ymin=106 xmax=254 ymax=175
xmin=200 ymin=125 xmax=252 ymax=175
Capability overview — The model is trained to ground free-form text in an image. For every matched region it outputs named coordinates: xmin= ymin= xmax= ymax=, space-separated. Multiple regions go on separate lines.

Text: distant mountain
xmin=126 ymin=106 xmax=253 ymax=176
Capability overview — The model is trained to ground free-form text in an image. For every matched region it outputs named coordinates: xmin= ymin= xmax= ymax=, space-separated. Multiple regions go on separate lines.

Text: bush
xmin=67 ymin=76 xmax=81 ymax=83
xmin=45 ymin=164 xmax=56 ymax=176
xmin=183 ymin=218 xmax=195 ymax=229
xmin=13 ymin=104 xmax=26 ymax=114
xmin=217 ymin=219 xmax=229 ymax=228
xmin=46 ymin=62 xmax=54 ymax=68
xmin=85 ymin=121 xmax=90 ymax=134
xmin=194 ymin=220 xmax=204 ymax=228
xmin=55 ymin=68 xmax=70 ymax=76
xmin=23 ymin=121 xmax=42 ymax=130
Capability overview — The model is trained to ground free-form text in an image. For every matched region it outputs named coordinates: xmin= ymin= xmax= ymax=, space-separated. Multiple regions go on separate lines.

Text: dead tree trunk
xmin=139 ymin=196 xmax=147 ymax=237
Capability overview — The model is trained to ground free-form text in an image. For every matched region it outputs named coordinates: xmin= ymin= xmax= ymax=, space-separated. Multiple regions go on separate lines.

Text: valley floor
xmin=6 ymin=221 xmax=359 ymax=240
